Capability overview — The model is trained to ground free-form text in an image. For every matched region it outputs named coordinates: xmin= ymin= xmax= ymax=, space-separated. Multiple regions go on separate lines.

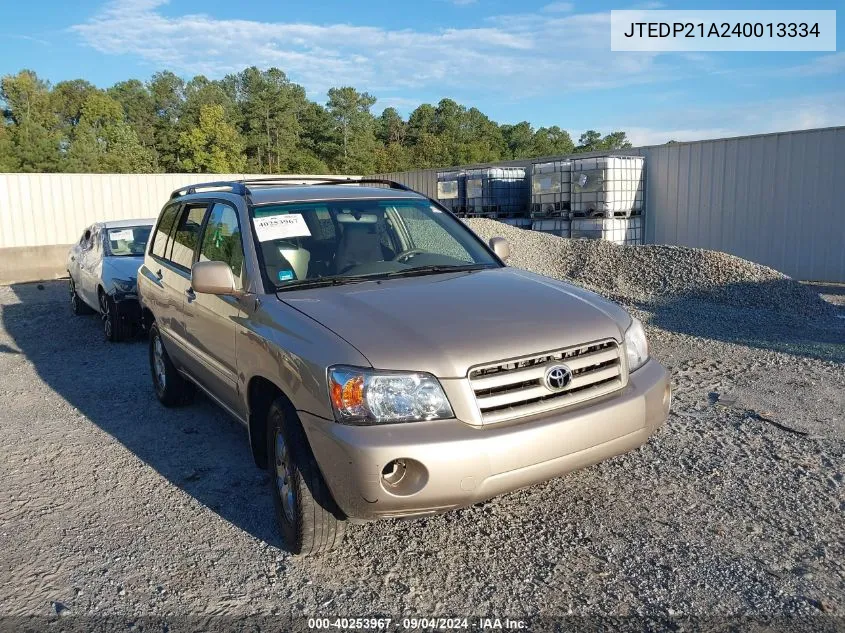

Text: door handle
xmin=185 ymin=287 xmax=196 ymax=302
xmin=155 ymin=269 xmax=163 ymax=280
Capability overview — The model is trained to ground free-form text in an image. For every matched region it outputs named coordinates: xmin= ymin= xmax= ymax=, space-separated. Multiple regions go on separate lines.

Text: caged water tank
xmin=571 ymin=156 xmax=644 ymax=218
xmin=464 ymin=167 xmax=529 ymax=218
xmin=530 ymin=160 xmax=571 ymax=218
xmin=436 ymin=170 xmax=466 ymax=215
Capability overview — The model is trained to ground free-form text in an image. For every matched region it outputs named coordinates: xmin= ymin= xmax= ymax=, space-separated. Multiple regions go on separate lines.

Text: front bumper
xmin=111 ymin=292 xmax=142 ymax=326
xmin=301 ymin=359 xmax=670 ymax=520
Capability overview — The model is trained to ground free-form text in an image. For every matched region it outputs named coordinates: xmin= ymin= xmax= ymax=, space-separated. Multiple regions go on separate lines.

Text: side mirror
xmin=489 ymin=237 xmax=511 ymax=262
xmin=191 ymin=261 xmax=242 ymax=297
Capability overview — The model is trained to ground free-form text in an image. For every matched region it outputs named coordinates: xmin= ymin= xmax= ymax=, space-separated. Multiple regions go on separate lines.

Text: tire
xmin=148 ymin=322 xmax=194 ymax=407
xmin=69 ymin=277 xmax=93 ymax=315
xmin=266 ymin=399 xmax=346 ymax=555
xmin=99 ymin=291 xmax=132 ymax=342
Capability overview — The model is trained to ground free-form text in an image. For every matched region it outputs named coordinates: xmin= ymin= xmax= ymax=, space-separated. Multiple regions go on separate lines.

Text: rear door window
xmin=198 ymin=203 xmax=245 ymax=284
xmin=169 ymin=204 xmax=209 ymax=270
xmin=151 ymin=204 xmax=180 ymax=258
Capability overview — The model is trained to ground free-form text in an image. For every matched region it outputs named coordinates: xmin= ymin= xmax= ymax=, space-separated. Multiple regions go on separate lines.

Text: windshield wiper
xmin=384 ymin=263 xmax=494 ymax=278
xmin=275 ymin=275 xmax=375 ymax=292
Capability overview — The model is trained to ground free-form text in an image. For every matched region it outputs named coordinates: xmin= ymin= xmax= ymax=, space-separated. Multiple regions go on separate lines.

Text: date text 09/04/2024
xmin=307 ymin=617 xmax=528 ymax=630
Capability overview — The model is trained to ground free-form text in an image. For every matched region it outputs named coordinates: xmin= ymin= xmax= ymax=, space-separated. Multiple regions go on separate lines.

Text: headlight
xmin=624 ymin=317 xmax=649 ymax=373
xmin=328 ymin=366 xmax=454 ymax=425
xmin=112 ymin=278 xmax=136 ymax=293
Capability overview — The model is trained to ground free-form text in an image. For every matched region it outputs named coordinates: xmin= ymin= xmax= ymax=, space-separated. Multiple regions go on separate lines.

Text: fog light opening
xmin=382 ymin=459 xmax=407 ymax=488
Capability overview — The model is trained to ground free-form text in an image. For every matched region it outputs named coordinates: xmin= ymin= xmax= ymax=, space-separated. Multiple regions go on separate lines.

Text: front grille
xmin=468 ymin=339 xmax=626 ymax=424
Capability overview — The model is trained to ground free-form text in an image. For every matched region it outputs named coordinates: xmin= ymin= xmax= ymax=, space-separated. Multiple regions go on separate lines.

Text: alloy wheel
xmin=99 ymin=294 xmax=112 ymax=339
xmin=275 ymin=430 xmax=296 ymax=524
xmin=152 ymin=334 xmax=167 ymax=391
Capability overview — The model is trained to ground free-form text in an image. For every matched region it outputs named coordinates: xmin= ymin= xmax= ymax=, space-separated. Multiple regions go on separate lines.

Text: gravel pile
xmin=465 ymin=219 xmax=834 ymax=318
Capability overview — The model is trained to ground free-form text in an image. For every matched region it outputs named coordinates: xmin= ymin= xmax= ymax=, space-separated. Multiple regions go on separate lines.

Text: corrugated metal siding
xmin=376 ymin=126 xmax=845 ymax=282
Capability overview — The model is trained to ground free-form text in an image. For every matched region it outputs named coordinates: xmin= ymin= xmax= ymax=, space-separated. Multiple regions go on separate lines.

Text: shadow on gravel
xmin=642 ymin=279 xmax=845 ymax=363
xmin=2 ymin=281 xmax=283 ymax=549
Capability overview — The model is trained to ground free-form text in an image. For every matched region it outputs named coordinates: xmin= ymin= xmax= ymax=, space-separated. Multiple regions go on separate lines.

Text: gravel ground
xmin=1 ymin=225 xmax=844 ymax=631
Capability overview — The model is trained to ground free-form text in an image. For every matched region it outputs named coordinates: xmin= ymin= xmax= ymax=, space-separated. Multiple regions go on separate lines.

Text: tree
xmin=501 ymin=121 xmax=534 ymax=159
xmin=109 ymin=79 xmax=158 ymax=150
xmin=1 ymin=70 xmax=62 ymax=172
xmin=178 ymin=104 xmax=246 ymax=173
xmin=65 ymin=92 xmax=155 ymax=172
xmin=326 ymin=86 xmax=378 ymax=173
xmin=575 ymin=130 xmax=603 ymax=153
xmin=406 ymin=103 xmax=436 ymax=146
xmin=149 ymin=71 xmax=185 ymax=171
xmin=232 ymin=67 xmax=307 ymax=173
xmin=600 ymin=131 xmax=633 ymax=150
xmin=0 ymin=123 xmax=19 ymax=171
xmin=531 ymin=126 xmax=574 ymax=157
xmin=297 ymin=101 xmax=337 ymax=172
xmin=377 ymin=107 xmax=406 ymax=145
xmin=0 ymin=64 xmax=631 ymax=174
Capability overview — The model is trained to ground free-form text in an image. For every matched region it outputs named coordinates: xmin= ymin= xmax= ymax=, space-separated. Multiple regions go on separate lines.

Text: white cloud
xmin=614 ymin=93 xmax=845 ymax=146
xmin=71 ymin=0 xmax=671 ymax=100
xmin=784 ymin=52 xmax=845 ymax=77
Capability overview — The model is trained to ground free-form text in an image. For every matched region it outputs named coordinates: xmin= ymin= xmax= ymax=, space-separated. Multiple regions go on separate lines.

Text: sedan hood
xmin=104 ymin=256 xmax=144 ymax=282
xmin=279 ymin=268 xmax=631 ymax=378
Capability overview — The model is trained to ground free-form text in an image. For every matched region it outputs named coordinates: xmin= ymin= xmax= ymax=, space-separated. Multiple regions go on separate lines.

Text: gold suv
xmin=138 ymin=178 xmax=671 ymax=555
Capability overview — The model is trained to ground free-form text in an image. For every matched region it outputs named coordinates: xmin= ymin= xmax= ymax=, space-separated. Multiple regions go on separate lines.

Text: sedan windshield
xmin=251 ymin=198 xmax=499 ymax=288
xmin=106 ymin=226 xmax=152 ymax=257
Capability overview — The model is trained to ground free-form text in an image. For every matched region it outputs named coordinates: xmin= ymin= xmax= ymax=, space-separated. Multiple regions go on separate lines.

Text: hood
xmin=103 ymin=256 xmax=144 ymax=285
xmin=278 ymin=267 xmax=631 ymax=378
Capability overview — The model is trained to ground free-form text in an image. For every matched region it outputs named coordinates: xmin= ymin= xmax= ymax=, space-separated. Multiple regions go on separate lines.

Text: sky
xmin=1 ymin=0 xmax=843 ymax=146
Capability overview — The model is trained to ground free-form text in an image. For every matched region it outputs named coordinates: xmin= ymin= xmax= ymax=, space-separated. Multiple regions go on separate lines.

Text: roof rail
xmin=169 ymin=181 xmax=248 ymax=200
xmin=169 ymin=176 xmax=415 ymax=200
xmin=240 ymin=177 xmax=414 ymax=192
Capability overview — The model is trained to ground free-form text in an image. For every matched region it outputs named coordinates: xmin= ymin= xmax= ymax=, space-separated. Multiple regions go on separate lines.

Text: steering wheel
xmin=393 ymin=248 xmax=427 ymax=264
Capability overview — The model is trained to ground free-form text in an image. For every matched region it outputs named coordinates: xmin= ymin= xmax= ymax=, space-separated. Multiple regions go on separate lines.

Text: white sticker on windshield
xmin=110 ymin=229 xmax=134 ymax=241
xmin=253 ymin=214 xmax=311 ymax=241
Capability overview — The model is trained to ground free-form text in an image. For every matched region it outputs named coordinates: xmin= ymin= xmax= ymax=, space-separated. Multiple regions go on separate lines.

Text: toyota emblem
xmin=544 ymin=365 xmax=572 ymax=392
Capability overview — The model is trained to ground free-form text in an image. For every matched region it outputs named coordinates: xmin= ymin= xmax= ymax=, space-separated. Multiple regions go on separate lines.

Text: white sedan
xmin=67 ymin=218 xmax=156 ymax=341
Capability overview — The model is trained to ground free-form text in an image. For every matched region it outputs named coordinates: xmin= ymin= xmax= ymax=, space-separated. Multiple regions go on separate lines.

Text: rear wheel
xmin=99 ymin=291 xmax=132 ymax=342
xmin=69 ymin=277 xmax=93 ymax=315
xmin=266 ymin=399 xmax=346 ymax=555
xmin=148 ymin=322 xmax=194 ymax=406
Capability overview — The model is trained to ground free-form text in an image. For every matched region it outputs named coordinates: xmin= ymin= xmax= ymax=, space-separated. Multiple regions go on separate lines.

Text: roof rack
xmin=169 ymin=181 xmax=249 ymax=199
xmin=169 ymin=176 xmax=413 ymax=200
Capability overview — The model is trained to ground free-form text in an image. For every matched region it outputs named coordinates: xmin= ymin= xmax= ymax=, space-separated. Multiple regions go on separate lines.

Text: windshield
xmin=105 ymin=226 xmax=152 ymax=257
xmin=251 ymin=198 xmax=499 ymax=287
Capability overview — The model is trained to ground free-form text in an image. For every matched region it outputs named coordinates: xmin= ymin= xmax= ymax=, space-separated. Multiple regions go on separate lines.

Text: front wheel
xmin=99 ymin=291 xmax=132 ymax=342
xmin=69 ymin=278 xmax=93 ymax=315
xmin=148 ymin=322 xmax=194 ymax=407
xmin=266 ymin=400 xmax=346 ymax=555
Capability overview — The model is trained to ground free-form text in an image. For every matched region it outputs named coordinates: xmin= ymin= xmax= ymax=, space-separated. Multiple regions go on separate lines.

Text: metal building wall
xmin=0 ymin=173 xmax=274 ymax=249
xmin=376 ymin=126 xmax=845 ymax=282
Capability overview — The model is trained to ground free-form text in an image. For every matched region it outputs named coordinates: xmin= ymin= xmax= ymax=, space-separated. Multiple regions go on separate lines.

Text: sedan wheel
xmin=69 ymin=279 xmax=92 ymax=316
xmin=99 ymin=292 xmax=114 ymax=340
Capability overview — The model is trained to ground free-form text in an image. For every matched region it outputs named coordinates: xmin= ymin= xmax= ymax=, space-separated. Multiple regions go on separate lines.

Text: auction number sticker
xmin=253 ymin=213 xmax=311 ymax=241
xmin=611 ymin=10 xmax=836 ymax=51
